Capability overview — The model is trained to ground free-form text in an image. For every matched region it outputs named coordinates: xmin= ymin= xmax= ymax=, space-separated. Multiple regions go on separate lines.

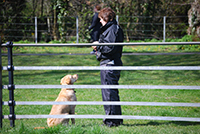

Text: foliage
xmin=0 ymin=0 xmax=197 ymax=43
xmin=176 ymin=35 xmax=200 ymax=50
xmin=0 ymin=0 xmax=29 ymax=42
xmin=56 ymin=0 xmax=73 ymax=42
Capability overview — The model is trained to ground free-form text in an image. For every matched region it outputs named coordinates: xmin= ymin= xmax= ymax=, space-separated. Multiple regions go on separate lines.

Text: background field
xmin=1 ymin=44 xmax=200 ymax=134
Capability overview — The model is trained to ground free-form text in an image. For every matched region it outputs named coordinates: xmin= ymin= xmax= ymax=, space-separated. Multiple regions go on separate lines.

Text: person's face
xmin=94 ymin=7 xmax=97 ymax=12
xmin=100 ymin=17 xmax=107 ymax=26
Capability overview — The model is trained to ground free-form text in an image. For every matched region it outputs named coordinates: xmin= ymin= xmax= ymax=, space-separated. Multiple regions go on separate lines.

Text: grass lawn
xmin=1 ymin=44 xmax=200 ymax=134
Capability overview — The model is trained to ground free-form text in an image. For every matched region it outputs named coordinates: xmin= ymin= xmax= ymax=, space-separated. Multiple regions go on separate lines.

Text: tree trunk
xmin=187 ymin=0 xmax=200 ymax=37
xmin=53 ymin=8 xmax=58 ymax=40
xmin=41 ymin=0 xmax=43 ymax=17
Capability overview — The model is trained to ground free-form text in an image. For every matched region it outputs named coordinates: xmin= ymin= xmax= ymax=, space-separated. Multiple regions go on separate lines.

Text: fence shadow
xmin=122 ymin=54 xmax=200 ymax=66
xmin=123 ymin=121 xmax=200 ymax=127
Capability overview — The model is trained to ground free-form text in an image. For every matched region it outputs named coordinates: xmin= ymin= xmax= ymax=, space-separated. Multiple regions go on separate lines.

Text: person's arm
xmin=97 ymin=28 xmax=118 ymax=54
xmin=89 ymin=13 xmax=99 ymax=30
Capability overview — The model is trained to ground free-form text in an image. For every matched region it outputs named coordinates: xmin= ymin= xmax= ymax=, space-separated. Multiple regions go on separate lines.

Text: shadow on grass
xmin=122 ymin=54 xmax=200 ymax=66
xmin=2 ymin=54 xmax=200 ymax=85
xmin=2 ymin=70 xmax=100 ymax=85
xmin=123 ymin=121 xmax=200 ymax=127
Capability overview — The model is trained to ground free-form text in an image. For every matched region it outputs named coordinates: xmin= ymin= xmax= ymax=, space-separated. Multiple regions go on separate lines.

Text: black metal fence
xmin=1 ymin=41 xmax=200 ymax=128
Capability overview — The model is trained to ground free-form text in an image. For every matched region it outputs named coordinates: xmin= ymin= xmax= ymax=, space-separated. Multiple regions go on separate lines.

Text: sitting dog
xmin=47 ymin=74 xmax=78 ymax=127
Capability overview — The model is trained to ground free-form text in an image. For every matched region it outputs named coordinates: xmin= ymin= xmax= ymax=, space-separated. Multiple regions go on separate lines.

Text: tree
xmin=0 ymin=0 xmax=27 ymax=41
xmin=0 ymin=0 xmax=196 ymax=42
xmin=187 ymin=0 xmax=200 ymax=37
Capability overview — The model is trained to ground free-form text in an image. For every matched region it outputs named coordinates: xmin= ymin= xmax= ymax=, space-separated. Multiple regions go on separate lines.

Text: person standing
xmin=89 ymin=4 xmax=102 ymax=54
xmin=92 ymin=7 xmax=124 ymax=127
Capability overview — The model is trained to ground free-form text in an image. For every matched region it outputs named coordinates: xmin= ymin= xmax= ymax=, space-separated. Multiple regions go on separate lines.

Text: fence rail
xmin=1 ymin=41 xmax=200 ymax=128
xmin=2 ymin=85 xmax=200 ymax=90
xmin=1 ymin=42 xmax=200 ymax=47
xmin=2 ymin=101 xmax=200 ymax=107
xmin=2 ymin=66 xmax=200 ymax=71
xmin=2 ymin=115 xmax=200 ymax=122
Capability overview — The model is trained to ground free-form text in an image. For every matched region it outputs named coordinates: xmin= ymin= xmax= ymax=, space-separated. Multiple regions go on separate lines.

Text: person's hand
xmin=92 ymin=46 xmax=97 ymax=51
xmin=92 ymin=41 xmax=99 ymax=44
xmin=92 ymin=41 xmax=99 ymax=51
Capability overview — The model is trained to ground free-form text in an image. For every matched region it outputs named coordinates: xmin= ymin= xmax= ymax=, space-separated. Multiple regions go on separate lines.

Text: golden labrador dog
xmin=47 ymin=74 xmax=78 ymax=127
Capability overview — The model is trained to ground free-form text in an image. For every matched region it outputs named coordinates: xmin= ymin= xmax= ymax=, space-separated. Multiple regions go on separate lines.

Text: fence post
xmin=35 ymin=17 xmax=38 ymax=44
xmin=0 ymin=37 xmax=2 ymax=128
xmin=163 ymin=16 xmax=166 ymax=42
xmin=6 ymin=41 xmax=15 ymax=127
xmin=76 ymin=16 xmax=79 ymax=43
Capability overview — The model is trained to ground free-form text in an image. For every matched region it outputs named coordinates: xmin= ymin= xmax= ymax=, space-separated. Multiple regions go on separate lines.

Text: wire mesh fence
xmin=0 ymin=16 xmax=189 ymax=43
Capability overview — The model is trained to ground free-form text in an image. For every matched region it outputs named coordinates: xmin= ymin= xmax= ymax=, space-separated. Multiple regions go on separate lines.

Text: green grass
xmin=1 ymin=45 xmax=200 ymax=134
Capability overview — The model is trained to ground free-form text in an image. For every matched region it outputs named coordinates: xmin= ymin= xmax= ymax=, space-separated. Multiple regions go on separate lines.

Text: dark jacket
xmin=96 ymin=19 xmax=124 ymax=65
xmin=89 ymin=12 xmax=102 ymax=41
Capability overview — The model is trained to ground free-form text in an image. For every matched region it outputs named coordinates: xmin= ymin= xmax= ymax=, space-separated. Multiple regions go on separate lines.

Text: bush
xmin=176 ymin=35 xmax=200 ymax=51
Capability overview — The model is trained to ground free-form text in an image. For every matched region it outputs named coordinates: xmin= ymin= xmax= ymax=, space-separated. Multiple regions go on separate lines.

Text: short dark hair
xmin=98 ymin=7 xmax=116 ymax=22
xmin=95 ymin=5 xmax=101 ymax=11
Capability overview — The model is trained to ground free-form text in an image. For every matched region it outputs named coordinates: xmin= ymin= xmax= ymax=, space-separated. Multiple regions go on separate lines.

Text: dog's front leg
xmin=70 ymin=106 xmax=76 ymax=124
xmin=60 ymin=113 xmax=70 ymax=126
xmin=71 ymin=118 xmax=75 ymax=124
xmin=62 ymin=119 xmax=69 ymax=126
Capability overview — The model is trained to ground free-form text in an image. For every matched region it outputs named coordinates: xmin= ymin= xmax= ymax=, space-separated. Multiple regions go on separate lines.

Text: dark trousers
xmin=100 ymin=64 xmax=123 ymax=126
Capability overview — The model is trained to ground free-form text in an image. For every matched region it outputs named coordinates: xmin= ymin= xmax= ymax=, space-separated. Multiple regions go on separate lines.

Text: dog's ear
xmin=60 ymin=75 xmax=71 ymax=85
xmin=60 ymin=77 xmax=64 ymax=85
xmin=65 ymin=76 xmax=71 ymax=84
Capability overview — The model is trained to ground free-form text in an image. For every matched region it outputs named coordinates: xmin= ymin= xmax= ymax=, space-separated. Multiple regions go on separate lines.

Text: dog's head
xmin=60 ymin=74 xmax=78 ymax=85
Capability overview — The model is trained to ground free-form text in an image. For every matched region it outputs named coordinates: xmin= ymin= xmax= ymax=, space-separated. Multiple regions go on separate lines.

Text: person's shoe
xmin=101 ymin=123 xmax=119 ymax=127
xmin=90 ymin=50 xmax=96 ymax=54
xmin=101 ymin=124 xmax=105 ymax=126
